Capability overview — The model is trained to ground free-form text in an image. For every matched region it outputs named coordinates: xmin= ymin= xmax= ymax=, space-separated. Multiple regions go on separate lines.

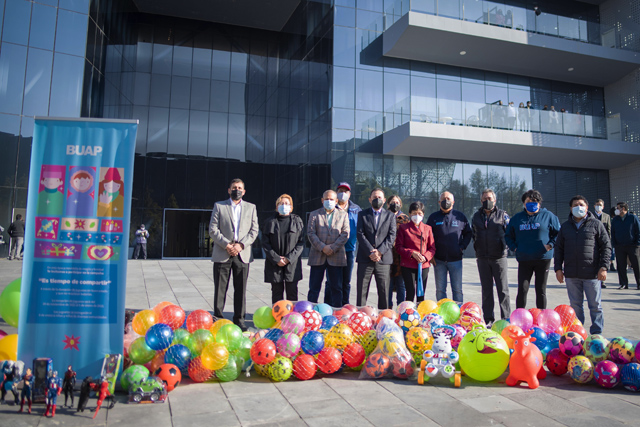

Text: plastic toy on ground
xmin=128 ymin=376 xmax=168 ymax=403
xmin=505 ymin=330 xmax=547 ymax=389
xmin=418 ymin=325 xmax=461 ymax=387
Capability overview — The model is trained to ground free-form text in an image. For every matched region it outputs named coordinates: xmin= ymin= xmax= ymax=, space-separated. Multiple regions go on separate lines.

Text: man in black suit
xmin=356 ymin=188 xmax=397 ymax=309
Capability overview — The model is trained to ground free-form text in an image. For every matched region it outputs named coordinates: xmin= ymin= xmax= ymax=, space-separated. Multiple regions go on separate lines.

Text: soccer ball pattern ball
xmin=398 ymin=308 xmax=421 ymax=334
xmin=154 ymin=363 xmax=181 ymax=391
xmin=405 ymin=326 xmax=431 ymax=354
xmin=559 ymin=331 xmax=584 ymax=357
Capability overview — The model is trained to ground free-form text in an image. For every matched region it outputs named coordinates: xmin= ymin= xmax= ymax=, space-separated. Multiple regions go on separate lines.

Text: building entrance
xmin=162 ymin=209 xmax=212 ymax=258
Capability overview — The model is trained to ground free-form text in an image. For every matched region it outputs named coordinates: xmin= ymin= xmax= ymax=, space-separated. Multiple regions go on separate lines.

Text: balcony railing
xmin=378 ymin=0 xmax=638 ymax=53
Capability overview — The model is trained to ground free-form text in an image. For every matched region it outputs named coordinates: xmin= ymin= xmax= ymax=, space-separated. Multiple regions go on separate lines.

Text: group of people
xmin=208 ymin=179 xmax=640 ymax=335
xmin=495 ymin=101 xmax=573 ymax=133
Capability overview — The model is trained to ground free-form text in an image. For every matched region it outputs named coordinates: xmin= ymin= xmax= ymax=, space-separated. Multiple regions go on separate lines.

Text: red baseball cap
xmin=337 ymin=182 xmax=351 ymax=191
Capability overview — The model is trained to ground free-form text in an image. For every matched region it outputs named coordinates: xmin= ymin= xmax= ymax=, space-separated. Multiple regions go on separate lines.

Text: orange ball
xmin=316 ymin=347 xmax=342 ymax=374
xmin=154 ymin=363 xmax=181 ymax=392
xmin=186 ymin=310 xmax=214 ymax=333
xmin=146 ymin=350 xmax=166 ymax=374
xmin=159 ymin=305 xmax=186 ymax=330
xmin=501 ymin=324 xmax=524 ymax=349
xmin=132 ymin=310 xmax=157 ymax=335
xmin=567 ymin=324 xmax=587 ymax=340
xmin=293 ymin=354 xmax=317 ymax=380
xmin=376 ymin=309 xmax=397 ymax=326
xmin=188 ymin=356 xmax=214 ymax=383
xmin=153 ymin=301 xmax=175 ymax=317
xmin=272 ymin=300 xmax=293 ymax=322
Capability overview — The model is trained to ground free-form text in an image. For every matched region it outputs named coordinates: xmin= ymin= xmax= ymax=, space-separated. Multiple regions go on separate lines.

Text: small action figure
xmin=77 ymin=376 xmax=93 ymax=412
xmin=62 ymin=365 xmax=76 ymax=408
xmin=1 ymin=360 xmax=20 ymax=404
xmin=90 ymin=376 xmax=115 ymax=419
xmin=19 ymin=368 xmax=33 ymax=413
xmin=44 ymin=371 xmax=62 ymax=417
xmin=418 ymin=325 xmax=462 ymax=387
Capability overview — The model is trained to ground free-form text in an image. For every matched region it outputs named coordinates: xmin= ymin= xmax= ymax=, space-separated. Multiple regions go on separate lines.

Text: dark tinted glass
xmin=0 ymin=43 xmax=27 ymax=114
xmin=49 ymin=53 xmax=84 ymax=117
xmin=55 ymin=9 xmax=89 ymax=57
xmin=23 ymin=48 xmax=54 ymax=117
xmin=3 ymin=0 xmax=31 ymax=46
xmin=29 ymin=3 xmax=57 ymax=51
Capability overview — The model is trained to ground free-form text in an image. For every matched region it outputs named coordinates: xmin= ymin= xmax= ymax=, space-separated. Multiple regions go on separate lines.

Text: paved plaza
xmin=0 ymin=258 xmax=639 ymax=426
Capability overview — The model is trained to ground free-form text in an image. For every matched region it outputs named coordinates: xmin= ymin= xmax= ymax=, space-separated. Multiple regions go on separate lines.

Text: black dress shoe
xmin=601 ymin=283 xmax=607 ymax=289
xmin=234 ymin=321 xmax=248 ymax=332
xmin=618 ymin=285 xmax=629 ymax=289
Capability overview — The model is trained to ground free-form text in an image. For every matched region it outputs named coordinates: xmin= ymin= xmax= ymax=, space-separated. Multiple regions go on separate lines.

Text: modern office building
xmin=1 ymin=0 xmax=639 ymax=259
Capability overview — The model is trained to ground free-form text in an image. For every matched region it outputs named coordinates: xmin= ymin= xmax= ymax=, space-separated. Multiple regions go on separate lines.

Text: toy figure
xmin=77 ymin=376 xmax=93 ymax=412
xmin=97 ymin=167 xmax=124 ymax=217
xmin=506 ymin=330 xmax=547 ymax=389
xmin=37 ymin=165 xmax=65 ymax=216
xmin=90 ymin=376 xmax=115 ymax=419
xmin=418 ymin=325 xmax=462 ymax=387
xmin=62 ymin=365 xmax=76 ymax=408
xmin=1 ymin=360 xmax=20 ymax=404
xmin=44 ymin=371 xmax=62 ymax=417
xmin=65 ymin=166 xmax=96 ymax=217
xmin=19 ymin=368 xmax=33 ymax=413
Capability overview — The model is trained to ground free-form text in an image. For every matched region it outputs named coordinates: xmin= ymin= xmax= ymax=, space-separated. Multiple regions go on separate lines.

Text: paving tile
xmin=275 ymin=380 xmax=341 ymax=404
xmin=290 ymin=398 xmax=354 ymax=419
xmin=360 ymin=404 xmax=435 ymax=427
xmin=304 ymin=412 xmax=373 ymax=427
xmin=227 ymin=392 xmax=300 ymax=425
xmin=172 ymin=411 xmax=240 ymax=427
xmin=460 ymin=395 xmax=526 ymax=413
xmin=412 ymin=400 xmax=499 ymax=426
xmin=484 ymin=408 xmax=566 ymax=427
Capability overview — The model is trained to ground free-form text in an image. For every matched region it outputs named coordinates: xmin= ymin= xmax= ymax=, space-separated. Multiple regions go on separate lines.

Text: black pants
xmin=271 ymin=281 xmax=299 ymax=304
xmin=401 ymin=267 xmax=428 ymax=303
xmin=615 ymin=245 xmax=640 ymax=287
xmin=477 ymin=257 xmax=511 ymax=322
xmin=356 ymin=263 xmax=391 ymax=309
xmin=516 ymin=259 xmax=550 ymax=309
xmin=133 ymin=243 xmax=147 ymax=259
xmin=213 ymin=256 xmax=249 ymax=322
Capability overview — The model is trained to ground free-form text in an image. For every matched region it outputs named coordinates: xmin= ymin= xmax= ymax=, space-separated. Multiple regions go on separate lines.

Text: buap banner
xmin=18 ymin=118 xmax=138 ymax=378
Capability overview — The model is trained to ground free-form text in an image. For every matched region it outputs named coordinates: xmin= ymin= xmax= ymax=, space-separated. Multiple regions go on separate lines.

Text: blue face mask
xmin=525 ymin=202 xmax=539 ymax=213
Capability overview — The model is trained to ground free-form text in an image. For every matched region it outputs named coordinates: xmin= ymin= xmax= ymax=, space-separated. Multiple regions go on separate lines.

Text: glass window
xmin=333 ymin=107 xmax=355 ymax=130
xmin=136 ymin=42 xmax=153 ymax=73
xmin=170 ymin=76 xmax=191 ymax=109
xmin=149 ymin=74 xmax=171 ymax=107
xmin=23 ymin=48 xmax=54 ymax=117
xmin=59 ymin=0 xmax=89 ymax=14
xmin=208 ymin=112 xmax=228 ymax=157
xmin=230 ymin=51 xmax=247 ymax=83
xmin=436 ymin=79 xmax=462 ymax=123
xmin=335 ymin=6 xmax=356 ymax=27
xmin=55 ymin=10 xmax=88 ymax=57
xmin=227 ymin=113 xmax=246 ymax=161
xmin=29 ymin=3 xmax=56 ymax=51
xmin=384 ymin=72 xmax=410 ymax=112
xmin=212 ymin=49 xmax=230 ymax=81
xmin=133 ymin=72 xmax=151 ymax=106
xmin=147 ymin=107 xmax=169 ymax=153
xmin=463 ymin=0 xmax=484 ymax=23
xmin=0 ymin=113 xmax=20 ymax=188
xmin=333 ymin=26 xmax=355 ymax=68
xmin=357 ymin=10 xmax=383 ymax=32
xmin=49 ymin=53 xmax=84 ymax=117
xmin=438 ymin=0 xmax=460 ymax=19
xmin=152 ymin=44 xmax=173 ymax=75
xmin=411 ymin=61 xmax=435 ymax=78
xmin=485 ymin=85 xmax=508 ymax=104
xmin=192 ymin=48 xmax=212 ymax=79
xmin=356 ymin=69 xmax=382 ymax=111
xmin=229 ymin=82 xmax=246 ymax=114
xmin=132 ymin=105 xmax=148 ymax=154
xmin=358 ymin=0 xmax=383 ymax=12
xmin=411 ymin=76 xmax=436 ymax=123
xmin=210 ymin=80 xmax=229 ymax=112
xmin=486 ymin=165 xmax=512 ymax=209
xmin=172 ymin=45 xmax=192 ymax=77
xmin=190 ymin=78 xmax=210 ymax=111
xmin=333 ymin=66 xmax=355 ymax=109
xmin=0 ymin=43 xmax=28 ymax=115
xmin=188 ymin=110 xmax=208 ymax=157
xmin=3 ymin=0 xmax=31 ymax=46
xmin=168 ymin=108 xmax=189 ymax=155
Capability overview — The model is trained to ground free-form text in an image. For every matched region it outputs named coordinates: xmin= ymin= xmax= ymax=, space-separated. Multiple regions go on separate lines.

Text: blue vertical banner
xmin=18 ymin=118 xmax=138 ymax=379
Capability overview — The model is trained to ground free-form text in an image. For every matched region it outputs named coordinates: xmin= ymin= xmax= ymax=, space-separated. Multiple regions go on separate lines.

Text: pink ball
xmin=276 ymin=333 xmax=301 ymax=358
xmin=510 ymin=308 xmax=533 ymax=331
xmin=594 ymin=360 xmax=621 ymax=388
xmin=280 ymin=312 xmax=305 ymax=335
xmin=450 ymin=324 xmax=467 ymax=350
xmin=537 ymin=309 xmax=561 ymax=335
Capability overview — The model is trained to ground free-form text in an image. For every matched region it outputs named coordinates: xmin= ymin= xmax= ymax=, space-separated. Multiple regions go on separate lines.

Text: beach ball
xmin=316 ymin=347 xmax=342 ymax=374
xmin=188 ymin=356 xmax=214 ymax=383
xmin=313 ymin=303 xmax=333 ymax=318
xmin=568 ymin=355 xmax=594 ymax=383
xmin=146 ymin=350 xmax=166 ymax=374
xmin=293 ymin=354 xmax=317 ymax=380
xmin=264 ymin=328 xmax=284 ymax=343
xmin=145 ymin=323 xmax=174 ymax=351
xmin=159 ymin=305 xmax=186 ymax=330
xmin=121 ymin=365 xmax=150 ymax=391
xmin=364 ymin=353 xmax=391 ymax=379
xmin=0 ymin=278 xmax=20 ymax=327
xmin=186 ymin=329 xmax=215 ymax=357
xmin=210 ymin=319 xmax=233 ymax=336
xmin=250 ymin=339 xmax=276 ymax=365
xmin=405 ymin=327 xmax=432 ymax=354
xmin=459 ymin=301 xmax=480 ymax=314
xmin=280 ymin=312 xmax=305 ymax=335
xmin=268 ymin=355 xmax=293 ymax=382
xmin=302 ymin=310 xmax=322 ymax=332
xmin=294 ymin=301 xmax=314 ymax=313
xmin=529 ymin=307 xmax=542 ymax=325
xmin=583 ymin=335 xmax=610 ymax=364
xmin=186 ymin=309 xmax=214 ymax=333
xmin=347 ymin=312 xmax=372 ymax=335
xmin=559 ymin=331 xmax=584 ymax=358
xmin=594 ymin=360 xmax=621 ymax=388
xmin=300 ymin=330 xmax=324 ymax=355
xmin=217 ymin=355 xmax=242 ymax=382
xmin=343 ymin=343 xmax=366 ymax=368
xmin=398 ymin=308 xmax=421 ymax=333
xmin=272 ymin=300 xmax=293 ymax=322
xmin=620 ymin=363 xmax=640 ymax=392
xmin=608 ymin=337 xmax=635 ymax=364
xmin=276 ymin=333 xmax=301 ymax=358
xmin=458 ymin=326 xmax=510 ymax=382
xmin=201 ymin=342 xmax=229 ymax=370
xmin=417 ymin=300 xmax=437 ymax=317
xmin=459 ymin=307 xmax=485 ymax=331
xmin=397 ymin=301 xmax=415 ymax=315
xmin=438 ymin=302 xmax=460 ymax=325
xmin=164 ymin=344 xmax=191 ymax=369
xmin=320 ymin=315 xmax=339 ymax=331
xmin=546 ymin=348 xmax=569 ymax=376
xmin=216 ymin=324 xmax=243 ymax=352
xmin=510 ymin=308 xmax=534 ymax=332
xmin=132 ymin=310 xmax=157 ymax=335
xmin=421 ymin=313 xmax=444 ymax=330
xmin=357 ymin=330 xmax=378 ymax=355
xmin=153 ymin=301 xmax=174 ymax=317
xmin=253 ymin=306 xmax=276 ymax=329
xmin=491 ymin=319 xmax=510 ymax=335
xmin=437 ymin=298 xmax=454 ymax=307
xmin=547 ymin=332 xmax=561 ymax=350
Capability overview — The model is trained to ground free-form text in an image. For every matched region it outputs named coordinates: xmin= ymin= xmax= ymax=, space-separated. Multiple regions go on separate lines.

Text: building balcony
xmin=378 ymin=2 xmax=640 ymax=86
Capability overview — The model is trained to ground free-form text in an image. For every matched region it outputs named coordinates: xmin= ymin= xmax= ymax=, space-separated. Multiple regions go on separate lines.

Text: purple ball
xmin=294 ymin=301 xmax=314 ymax=313
xmin=510 ymin=308 xmax=534 ymax=332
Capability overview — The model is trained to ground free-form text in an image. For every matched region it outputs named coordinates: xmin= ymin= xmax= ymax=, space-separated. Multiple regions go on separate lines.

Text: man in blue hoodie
xmin=427 ymin=191 xmax=472 ymax=302
xmin=505 ymin=189 xmax=560 ymax=309
xmin=611 ymin=201 xmax=640 ymax=290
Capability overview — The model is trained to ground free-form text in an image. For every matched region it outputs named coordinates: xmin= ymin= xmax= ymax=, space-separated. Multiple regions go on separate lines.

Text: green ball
xmin=121 ymin=365 xmax=149 ymax=391
xmin=0 ymin=278 xmax=21 ymax=328
xmin=438 ymin=302 xmax=460 ymax=325
xmin=216 ymin=355 xmax=241 ymax=382
xmin=187 ymin=329 xmax=215 ymax=357
xmin=129 ymin=337 xmax=156 ymax=364
xmin=173 ymin=328 xmax=191 ymax=346
xmin=217 ymin=324 xmax=243 ymax=352
xmin=253 ymin=305 xmax=276 ymax=329
xmin=491 ymin=319 xmax=510 ymax=335
xmin=232 ymin=337 xmax=252 ymax=364
xmin=268 ymin=355 xmax=293 ymax=382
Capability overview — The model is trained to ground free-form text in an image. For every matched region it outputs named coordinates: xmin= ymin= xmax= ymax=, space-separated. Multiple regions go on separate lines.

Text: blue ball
xmin=527 ymin=327 xmax=548 ymax=351
xmin=301 ymin=330 xmax=324 ymax=355
xmin=145 ymin=323 xmax=174 ymax=351
xmin=313 ymin=303 xmax=333 ymax=318
xmin=264 ymin=328 xmax=284 ymax=342
xmin=621 ymin=363 xmax=640 ymax=392
xmin=164 ymin=344 xmax=191 ymax=369
xmin=320 ymin=315 xmax=338 ymax=331
xmin=547 ymin=332 xmax=561 ymax=349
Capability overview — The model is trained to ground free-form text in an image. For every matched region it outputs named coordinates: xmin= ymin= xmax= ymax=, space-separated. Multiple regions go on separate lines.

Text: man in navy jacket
xmin=427 ymin=191 xmax=472 ymax=302
xmin=505 ymin=189 xmax=560 ymax=309
xmin=611 ymin=201 xmax=640 ymax=290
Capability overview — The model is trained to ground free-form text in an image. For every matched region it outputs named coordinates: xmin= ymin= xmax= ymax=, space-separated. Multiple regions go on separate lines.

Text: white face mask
xmin=615 ymin=209 xmax=621 ymax=216
xmin=572 ymin=206 xmax=587 ymax=218
xmin=594 ymin=205 xmax=603 ymax=213
xmin=278 ymin=204 xmax=291 ymax=215
xmin=323 ymin=200 xmax=336 ymax=211
xmin=411 ymin=215 xmax=424 ymax=224
xmin=337 ymin=192 xmax=349 ymax=202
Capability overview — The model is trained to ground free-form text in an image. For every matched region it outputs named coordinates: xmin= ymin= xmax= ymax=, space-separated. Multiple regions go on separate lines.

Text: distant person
xmin=427 ymin=191 xmax=472 ymax=302
xmin=611 ymin=202 xmax=640 ymax=290
xmin=525 ymin=101 xmax=533 ymax=131
xmin=507 ymin=102 xmax=517 ymax=130
xmin=554 ymin=196 xmax=610 ymax=335
xmin=7 ymin=214 xmax=25 ymax=261
xmin=506 ymin=189 xmax=560 ymax=309
xmin=593 ymin=199 xmax=611 ymax=288
xmin=549 ymin=106 xmax=560 ymax=132
xmin=262 ymin=194 xmax=304 ymax=304
xmin=209 ymin=178 xmax=259 ymax=331
xmin=518 ymin=102 xmax=526 ymax=131
xmin=387 ymin=195 xmax=410 ymax=308
xmin=133 ymin=224 xmax=149 ymax=259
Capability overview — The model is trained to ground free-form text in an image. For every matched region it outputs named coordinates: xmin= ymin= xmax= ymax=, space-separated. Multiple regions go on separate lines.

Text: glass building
xmin=1 ymin=0 xmax=639 ymax=258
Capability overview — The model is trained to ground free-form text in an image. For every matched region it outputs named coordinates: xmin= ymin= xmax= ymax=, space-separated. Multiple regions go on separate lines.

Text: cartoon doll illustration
xmin=37 ymin=166 xmax=65 ymax=216
xmin=97 ymin=168 xmax=124 ymax=218
xmin=66 ymin=167 xmax=96 ymax=217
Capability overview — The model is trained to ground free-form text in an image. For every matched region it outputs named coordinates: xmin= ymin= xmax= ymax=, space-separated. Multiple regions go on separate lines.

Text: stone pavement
xmin=0 ymin=258 xmax=639 ymax=426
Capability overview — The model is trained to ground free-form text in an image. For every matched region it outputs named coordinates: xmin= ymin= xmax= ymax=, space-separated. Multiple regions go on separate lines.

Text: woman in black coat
xmin=262 ymin=194 xmax=304 ymax=303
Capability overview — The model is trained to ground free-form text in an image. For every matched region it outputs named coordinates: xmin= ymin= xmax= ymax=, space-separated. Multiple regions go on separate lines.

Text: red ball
xmin=342 ymin=343 xmax=366 ymax=368
xmin=154 ymin=363 xmax=182 ymax=391
xmin=342 ymin=304 xmax=358 ymax=313
xmin=567 ymin=324 xmax=587 ymax=340
xmin=347 ymin=312 xmax=372 ymax=336
xmin=546 ymin=348 xmax=570 ymax=376
xmin=529 ymin=308 xmax=542 ymax=326
xmin=392 ymin=352 xmax=415 ymax=379
xmin=159 ymin=305 xmax=186 ymax=330
xmin=250 ymin=339 xmax=277 ymax=365
xmin=316 ymin=347 xmax=342 ymax=374
xmin=188 ymin=357 xmax=214 ymax=383
xmin=364 ymin=353 xmax=391 ymax=378
xmin=302 ymin=310 xmax=322 ymax=332
xmin=460 ymin=301 xmax=480 ymax=313
xmin=293 ymin=355 xmax=317 ymax=380
xmin=186 ymin=310 xmax=214 ymax=333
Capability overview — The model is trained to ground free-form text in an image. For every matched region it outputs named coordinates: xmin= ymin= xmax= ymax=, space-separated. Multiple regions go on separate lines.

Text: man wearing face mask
xmin=505 ymin=189 xmax=560 ymax=309
xmin=471 ymin=189 xmax=511 ymax=326
xmin=355 ymin=188 xmax=397 ymax=308
xmin=593 ymin=199 xmax=612 ymax=288
xmin=610 ymin=202 xmax=640 ymax=290
xmin=330 ymin=182 xmax=361 ymax=305
xmin=307 ymin=190 xmax=350 ymax=307
xmin=554 ymin=196 xmax=610 ymax=334
xmin=209 ymin=179 xmax=259 ymax=331
xmin=427 ymin=191 xmax=472 ymax=303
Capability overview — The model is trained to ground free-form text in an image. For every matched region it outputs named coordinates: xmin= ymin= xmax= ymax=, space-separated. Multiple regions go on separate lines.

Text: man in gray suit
xmin=209 ymin=178 xmax=259 ymax=331
xmin=356 ymin=188 xmax=397 ymax=309
xmin=307 ymin=190 xmax=350 ymax=307
xmin=593 ymin=199 xmax=612 ymax=289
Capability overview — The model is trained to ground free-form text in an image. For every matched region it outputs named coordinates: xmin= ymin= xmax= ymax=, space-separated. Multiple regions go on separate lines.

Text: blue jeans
xmin=327 ymin=250 xmax=355 ymax=306
xmin=308 ymin=262 xmax=343 ymax=307
xmin=434 ymin=260 xmax=463 ymax=302
xmin=388 ymin=274 xmax=406 ymax=308
xmin=565 ymin=278 xmax=604 ymax=334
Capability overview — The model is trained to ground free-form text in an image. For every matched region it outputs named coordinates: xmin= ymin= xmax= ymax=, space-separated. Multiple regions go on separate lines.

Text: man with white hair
xmin=427 ymin=191 xmax=472 ymax=302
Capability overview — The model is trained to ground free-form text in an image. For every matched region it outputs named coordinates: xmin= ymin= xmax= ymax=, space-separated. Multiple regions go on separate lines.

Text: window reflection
xmin=0 ymin=43 xmax=28 ymax=115
xmin=30 ymin=3 xmax=57 ymax=51
xmin=49 ymin=53 xmax=84 ymax=117
xmin=55 ymin=9 xmax=89 ymax=57
xmin=23 ymin=48 xmax=54 ymax=117
xmin=3 ymin=0 xmax=31 ymax=46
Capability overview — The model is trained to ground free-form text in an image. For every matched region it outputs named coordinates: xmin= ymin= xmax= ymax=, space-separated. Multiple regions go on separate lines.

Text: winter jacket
xmin=505 ymin=207 xmax=560 ymax=262
xmin=8 ymin=220 xmax=25 ymax=238
xmin=471 ymin=207 xmax=510 ymax=259
xmin=594 ymin=211 xmax=611 ymax=237
xmin=554 ymin=212 xmax=611 ymax=279
xmin=395 ymin=222 xmax=436 ymax=269
xmin=262 ymin=213 xmax=304 ymax=283
xmin=426 ymin=209 xmax=472 ymax=262
xmin=611 ymin=212 xmax=640 ymax=247
xmin=338 ymin=201 xmax=361 ymax=252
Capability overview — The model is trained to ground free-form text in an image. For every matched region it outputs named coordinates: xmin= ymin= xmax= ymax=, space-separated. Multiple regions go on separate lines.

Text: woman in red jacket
xmin=395 ymin=201 xmax=436 ymax=303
